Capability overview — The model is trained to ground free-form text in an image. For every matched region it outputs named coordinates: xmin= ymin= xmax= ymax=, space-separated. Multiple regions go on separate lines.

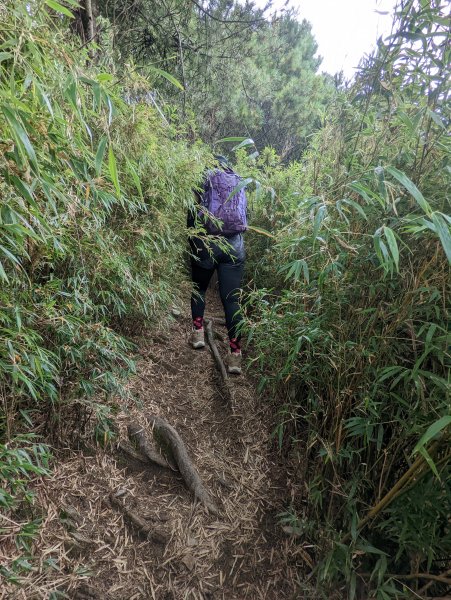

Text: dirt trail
xmin=3 ymin=288 xmax=307 ymax=600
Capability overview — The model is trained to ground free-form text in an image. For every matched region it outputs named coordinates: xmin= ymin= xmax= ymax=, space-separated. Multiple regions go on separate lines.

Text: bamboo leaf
xmin=215 ymin=137 xmax=249 ymax=144
xmin=96 ymin=73 xmax=114 ymax=82
xmin=95 ymin=136 xmax=107 ymax=176
xmin=383 ymin=226 xmax=399 ymax=271
xmin=35 ymin=83 xmax=54 ymax=117
xmin=44 ymin=0 xmax=75 ymax=18
xmin=150 ymin=67 xmax=184 ymax=90
xmin=431 ymin=212 xmax=451 ymax=263
xmin=226 ymin=177 xmax=252 ymax=202
xmin=374 ymin=229 xmax=391 ymax=272
xmin=350 ymin=572 xmax=356 ymax=600
xmin=349 ymin=182 xmax=385 ymax=208
xmin=1 ymin=105 xmax=38 ymax=171
xmin=418 ymin=446 xmax=439 ymax=478
xmin=232 ymin=138 xmax=254 ymax=151
xmin=10 ymin=176 xmax=37 ymax=208
xmin=356 ymin=543 xmax=388 ymax=556
xmin=386 ymin=166 xmax=431 ymax=215
xmin=246 ymin=225 xmax=275 ymax=239
xmin=0 ymin=260 xmax=8 ymax=282
xmin=0 ymin=52 xmax=13 ymax=63
xmin=125 ymin=157 xmax=143 ymax=201
xmin=427 ymin=109 xmax=445 ymax=129
xmin=0 ymin=244 xmax=21 ymax=265
xmin=312 ymin=205 xmax=327 ymax=242
xmin=254 ymin=180 xmax=262 ymax=202
xmin=342 ymin=198 xmax=369 ymax=220
xmin=108 ymin=145 xmax=120 ymax=196
xmin=413 ymin=416 xmax=451 ymax=456
xmin=64 ymin=77 xmax=77 ymax=108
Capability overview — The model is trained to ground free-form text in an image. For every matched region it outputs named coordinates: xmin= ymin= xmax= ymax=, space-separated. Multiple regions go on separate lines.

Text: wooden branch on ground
xmin=147 ymin=414 xmax=220 ymax=516
xmin=128 ymin=422 xmax=176 ymax=469
xmin=395 ymin=573 xmax=451 ymax=586
xmin=109 ymin=492 xmax=169 ymax=544
xmin=419 ymin=568 xmax=451 ymax=595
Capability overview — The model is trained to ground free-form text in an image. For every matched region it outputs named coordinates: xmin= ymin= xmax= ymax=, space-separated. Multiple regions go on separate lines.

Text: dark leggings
xmin=190 ymin=236 xmax=244 ymax=340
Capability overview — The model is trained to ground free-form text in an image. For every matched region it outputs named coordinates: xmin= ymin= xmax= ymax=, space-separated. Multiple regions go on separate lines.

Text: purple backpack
xmin=199 ymin=168 xmax=247 ymax=236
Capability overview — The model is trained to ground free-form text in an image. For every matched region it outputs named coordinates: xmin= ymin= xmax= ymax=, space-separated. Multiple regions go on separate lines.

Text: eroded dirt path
xmin=3 ymin=289 xmax=304 ymax=599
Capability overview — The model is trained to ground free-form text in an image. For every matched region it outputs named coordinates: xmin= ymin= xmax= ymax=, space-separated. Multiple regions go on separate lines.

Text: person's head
xmin=214 ymin=154 xmax=230 ymax=169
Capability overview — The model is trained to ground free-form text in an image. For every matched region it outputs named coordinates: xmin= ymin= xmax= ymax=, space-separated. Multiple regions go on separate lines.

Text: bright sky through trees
xmin=260 ymin=0 xmax=398 ymax=78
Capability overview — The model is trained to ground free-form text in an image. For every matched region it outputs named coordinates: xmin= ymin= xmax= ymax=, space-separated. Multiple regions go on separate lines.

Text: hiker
xmin=188 ymin=155 xmax=247 ymax=375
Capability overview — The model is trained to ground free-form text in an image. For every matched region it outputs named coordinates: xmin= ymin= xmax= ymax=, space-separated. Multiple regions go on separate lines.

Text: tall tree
xmin=96 ymin=0 xmax=333 ymax=158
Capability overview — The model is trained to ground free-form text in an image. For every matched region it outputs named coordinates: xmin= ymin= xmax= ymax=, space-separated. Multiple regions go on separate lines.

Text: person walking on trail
xmin=188 ymin=155 xmax=247 ymax=375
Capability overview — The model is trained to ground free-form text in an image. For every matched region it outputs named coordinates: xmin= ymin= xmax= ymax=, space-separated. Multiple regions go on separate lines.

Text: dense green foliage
xmin=239 ymin=2 xmax=450 ymax=596
xmin=0 ymin=0 xmax=207 ymax=579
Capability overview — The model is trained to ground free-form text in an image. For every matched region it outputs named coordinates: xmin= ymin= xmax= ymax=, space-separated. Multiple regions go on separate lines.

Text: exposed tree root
xmin=127 ymin=422 xmax=176 ymax=469
xmin=147 ymin=414 xmax=220 ymax=516
xmin=109 ymin=491 xmax=169 ymax=544
xmin=205 ymin=319 xmax=231 ymax=401
xmin=117 ymin=440 xmax=149 ymax=465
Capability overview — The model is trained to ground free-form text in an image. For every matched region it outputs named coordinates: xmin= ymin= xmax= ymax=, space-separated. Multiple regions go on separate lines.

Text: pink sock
xmin=193 ymin=317 xmax=204 ymax=330
xmin=230 ymin=338 xmax=241 ymax=353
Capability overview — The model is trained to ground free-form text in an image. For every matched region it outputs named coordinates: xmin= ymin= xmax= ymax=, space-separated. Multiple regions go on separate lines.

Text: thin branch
xmin=418 ymin=569 xmax=451 ymax=595
xmin=391 ymin=572 xmax=451 ymax=585
xmin=188 ymin=0 xmax=267 ymax=24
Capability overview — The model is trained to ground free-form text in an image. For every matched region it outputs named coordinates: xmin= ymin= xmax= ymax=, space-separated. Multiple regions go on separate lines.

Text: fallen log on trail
xmin=109 ymin=491 xmax=169 ymax=544
xmin=147 ymin=414 xmax=220 ymax=516
xmin=127 ymin=422 xmax=176 ymax=470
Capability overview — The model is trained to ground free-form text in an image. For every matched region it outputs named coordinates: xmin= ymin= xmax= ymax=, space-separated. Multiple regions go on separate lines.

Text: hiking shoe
xmin=190 ymin=328 xmax=205 ymax=349
xmin=226 ymin=350 xmax=242 ymax=375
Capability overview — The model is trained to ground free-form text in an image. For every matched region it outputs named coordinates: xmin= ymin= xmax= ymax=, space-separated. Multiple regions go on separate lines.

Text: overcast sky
xmin=258 ymin=0 xmax=398 ymax=79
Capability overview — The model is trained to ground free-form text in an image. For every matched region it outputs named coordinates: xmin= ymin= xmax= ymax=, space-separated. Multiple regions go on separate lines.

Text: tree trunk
xmin=72 ymin=0 xmax=97 ymax=47
xmin=84 ymin=0 xmax=96 ymax=43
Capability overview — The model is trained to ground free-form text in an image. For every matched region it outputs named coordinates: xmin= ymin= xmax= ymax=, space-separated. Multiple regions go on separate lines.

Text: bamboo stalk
xmin=341 ymin=442 xmax=439 ymax=544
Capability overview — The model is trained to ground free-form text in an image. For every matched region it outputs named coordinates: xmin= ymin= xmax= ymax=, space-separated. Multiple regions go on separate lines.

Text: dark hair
xmin=214 ymin=154 xmax=230 ymax=168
